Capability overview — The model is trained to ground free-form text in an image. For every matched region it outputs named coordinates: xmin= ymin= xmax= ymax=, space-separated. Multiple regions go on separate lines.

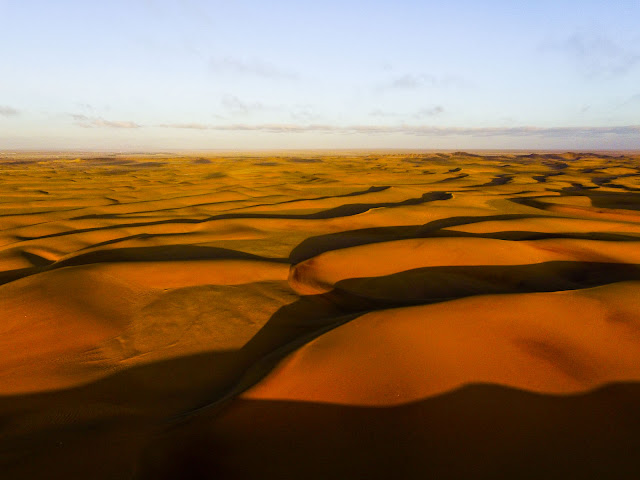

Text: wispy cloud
xmin=158 ymin=122 xmax=211 ymax=130
xmin=0 ymin=106 xmax=20 ymax=116
xmin=209 ymin=57 xmax=298 ymax=79
xmin=370 ymin=106 xmax=445 ymax=119
xmin=414 ymin=106 xmax=445 ymax=118
xmin=289 ymin=105 xmax=320 ymax=122
xmin=380 ymin=73 xmax=464 ymax=90
xmin=219 ymin=96 xmax=320 ymax=121
xmin=75 ymin=102 xmax=94 ymax=111
xmin=545 ymin=32 xmax=640 ymax=78
xmin=157 ymin=123 xmax=640 ymax=137
xmin=388 ymin=74 xmax=438 ymax=89
xmin=71 ymin=114 xmax=141 ymax=128
xmin=221 ymin=95 xmax=267 ymax=115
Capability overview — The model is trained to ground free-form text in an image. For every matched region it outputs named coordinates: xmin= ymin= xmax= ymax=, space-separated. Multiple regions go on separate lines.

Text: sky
xmin=1 ymin=0 xmax=639 ymax=150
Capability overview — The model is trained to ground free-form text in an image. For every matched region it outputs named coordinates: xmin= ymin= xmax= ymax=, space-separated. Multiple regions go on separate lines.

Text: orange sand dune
xmin=1 ymin=151 xmax=640 ymax=479
xmin=446 ymin=215 xmax=640 ymax=235
xmin=0 ymin=266 xmax=157 ymax=392
xmin=245 ymin=281 xmax=640 ymax=405
xmin=90 ymin=259 xmax=289 ymax=288
xmin=289 ymin=237 xmax=640 ymax=295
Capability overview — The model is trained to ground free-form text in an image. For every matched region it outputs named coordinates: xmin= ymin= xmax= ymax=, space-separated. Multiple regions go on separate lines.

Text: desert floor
xmin=1 ymin=151 xmax=640 ymax=478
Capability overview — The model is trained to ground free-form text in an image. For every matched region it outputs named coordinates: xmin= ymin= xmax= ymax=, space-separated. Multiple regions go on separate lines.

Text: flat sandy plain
xmin=1 ymin=151 xmax=640 ymax=478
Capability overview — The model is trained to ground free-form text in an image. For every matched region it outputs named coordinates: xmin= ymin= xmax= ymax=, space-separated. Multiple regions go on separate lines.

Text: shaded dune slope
xmin=142 ymin=384 xmax=640 ymax=480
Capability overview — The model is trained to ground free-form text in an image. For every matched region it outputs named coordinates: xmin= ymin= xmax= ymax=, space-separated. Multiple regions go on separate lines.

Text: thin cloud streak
xmin=221 ymin=95 xmax=270 ymax=115
xmin=71 ymin=114 xmax=141 ymax=128
xmin=158 ymin=122 xmax=211 ymax=130
xmin=289 ymin=105 xmax=320 ymax=122
xmin=371 ymin=106 xmax=445 ymax=119
xmin=379 ymin=74 xmax=465 ymax=90
xmin=157 ymin=123 xmax=640 ymax=137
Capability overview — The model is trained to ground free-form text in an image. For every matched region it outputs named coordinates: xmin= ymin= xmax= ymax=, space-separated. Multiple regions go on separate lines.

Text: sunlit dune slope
xmin=0 ymin=266 xmax=155 ymax=392
xmin=244 ymin=281 xmax=640 ymax=405
xmin=289 ymin=237 xmax=640 ymax=295
xmin=0 ymin=264 xmax=294 ymax=394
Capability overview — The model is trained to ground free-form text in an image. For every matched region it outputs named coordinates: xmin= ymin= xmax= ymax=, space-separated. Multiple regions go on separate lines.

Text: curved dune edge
xmin=89 ymin=259 xmax=290 ymax=289
xmin=243 ymin=281 xmax=640 ymax=406
xmin=289 ymin=237 xmax=640 ymax=295
xmin=446 ymin=215 xmax=640 ymax=235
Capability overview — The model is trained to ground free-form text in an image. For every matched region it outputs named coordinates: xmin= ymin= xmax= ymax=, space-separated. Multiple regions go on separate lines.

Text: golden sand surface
xmin=1 ymin=151 xmax=640 ymax=478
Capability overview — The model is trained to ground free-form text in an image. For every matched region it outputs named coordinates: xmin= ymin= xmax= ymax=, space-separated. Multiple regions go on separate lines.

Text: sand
xmin=1 ymin=151 xmax=640 ymax=478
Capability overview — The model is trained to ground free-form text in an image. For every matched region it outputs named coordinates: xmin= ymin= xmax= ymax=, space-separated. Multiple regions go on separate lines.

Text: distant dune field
xmin=1 ymin=151 xmax=640 ymax=479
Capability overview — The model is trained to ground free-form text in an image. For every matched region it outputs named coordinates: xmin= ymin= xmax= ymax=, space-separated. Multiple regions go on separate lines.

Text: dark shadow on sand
xmin=140 ymin=382 xmax=640 ymax=480
xmin=0 ymin=245 xmax=289 ymax=287
xmin=513 ymin=190 xmax=640 ymax=211
xmin=331 ymin=261 xmax=640 ymax=307
xmin=17 ymin=191 xmax=452 ymax=242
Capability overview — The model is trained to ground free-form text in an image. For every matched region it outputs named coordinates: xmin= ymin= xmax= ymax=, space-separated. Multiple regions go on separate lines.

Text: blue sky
xmin=1 ymin=0 xmax=639 ymax=150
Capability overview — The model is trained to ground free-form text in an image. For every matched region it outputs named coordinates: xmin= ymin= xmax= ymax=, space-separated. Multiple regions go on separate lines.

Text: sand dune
xmin=0 ymin=266 xmax=157 ymax=393
xmin=289 ymin=237 xmax=640 ymax=295
xmin=1 ymin=151 xmax=640 ymax=479
xmin=245 ymin=281 xmax=640 ymax=405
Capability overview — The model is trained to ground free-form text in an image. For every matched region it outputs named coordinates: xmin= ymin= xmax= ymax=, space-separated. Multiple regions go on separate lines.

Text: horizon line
xmin=2 ymin=148 xmax=639 ymax=155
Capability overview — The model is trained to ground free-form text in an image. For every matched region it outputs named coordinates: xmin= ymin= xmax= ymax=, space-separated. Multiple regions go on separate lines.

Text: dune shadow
xmin=331 ymin=261 xmax=640 ymax=306
xmin=603 ymin=183 xmax=640 ymax=192
xmin=289 ymin=214 xmax=548 ymax=262
xmin=0 ymin=266 xmax=38 ymax=286
xmin=72 ymin=185 xmax=392 ymax=220
xmin=471 ymin=174 xmax=513 ymax=187
xmin=139 ymin=382 xmax=640 ymax=480
xmin=431 ymin=173 xmax=469 ymax=183
xmin=0 ymin=285 xmax=365 ymax=479
xmin=18 ymin=191 xmax=452 ymax=242
xmin=472 ymin=231 xmax=640 ymax=241
xmin=207 ymin=191 xmax=451 ymax=221
xmin=54 ymin=244 xmax=289 ymax=267
xmin=513 ymin=190 xmax=640 ymax=212
xmin=0 ymin=245 xmax=289 ymax=287
xmin=532 ymin=172 xmax=564 ymax=183
xmin=585 ymin=191 xmax=640 ymax=210
xmin=287 ymin=158 xmax=323 ymax=163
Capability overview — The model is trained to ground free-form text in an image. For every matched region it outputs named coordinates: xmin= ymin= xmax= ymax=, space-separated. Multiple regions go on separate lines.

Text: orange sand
xmin=1 ymin=151 xmax=640 ymax=479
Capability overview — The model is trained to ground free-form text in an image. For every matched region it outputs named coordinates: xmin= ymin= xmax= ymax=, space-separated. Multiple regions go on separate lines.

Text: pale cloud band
xmin=64 ymin=113 xmax=640 ymax=139
xmin=71 ymin=114 xmax=141 ymax=129
xmin=157 ymin=123 xmax=640 ymax=137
